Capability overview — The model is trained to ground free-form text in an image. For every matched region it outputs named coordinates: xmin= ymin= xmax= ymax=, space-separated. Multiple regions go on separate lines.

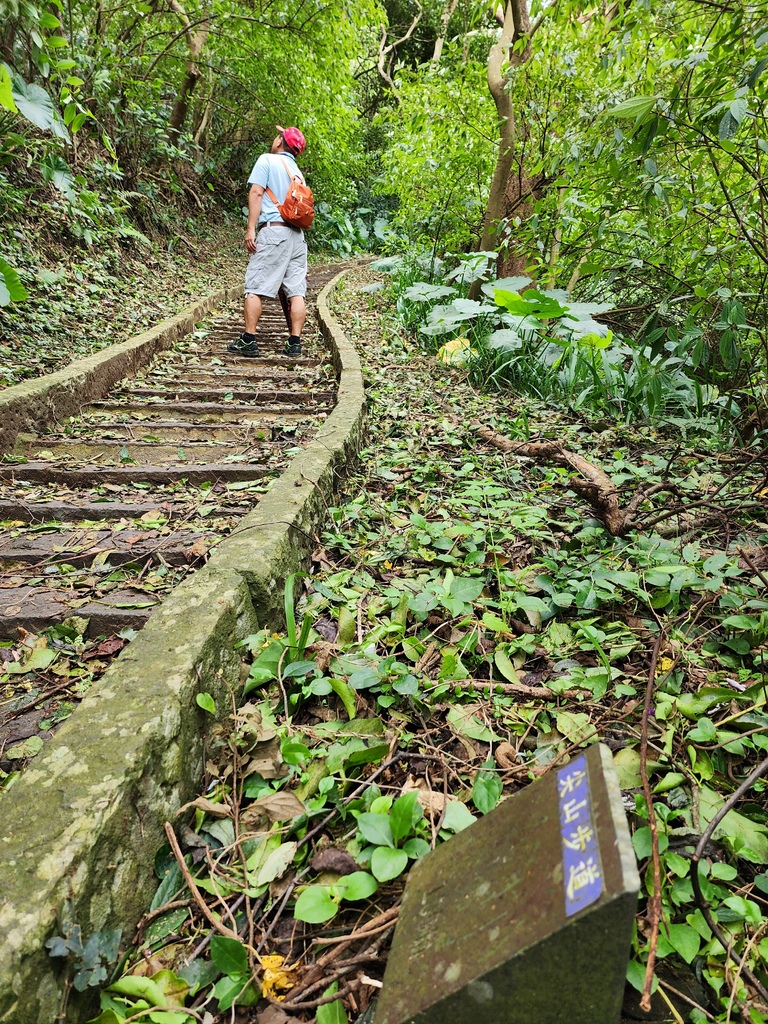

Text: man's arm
xmin=245 ymin=183 xmax=264 ymax=253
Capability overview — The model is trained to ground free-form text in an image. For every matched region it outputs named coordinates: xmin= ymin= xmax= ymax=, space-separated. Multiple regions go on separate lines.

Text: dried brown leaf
xmin=177 ymin=796 xmax=231 ymax=818
xmin=251 ymin=790 xmax=306 ymax=822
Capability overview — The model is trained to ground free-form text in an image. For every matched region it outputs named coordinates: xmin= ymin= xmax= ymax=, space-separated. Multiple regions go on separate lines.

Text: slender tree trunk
xmin=546 ymin=186 xmax=566 ymax=287
xmin=193 ymin=72 xmax=215 ymax=149
xmin=432 ymin=0 xmax=459 ymax=62
xmin=470 ymin=0 xmax=545 ymax=294
xmin=477 ymin=0 xmax=518 ymax=255
xmin=167 ymin=0 xmax=209 ymax=138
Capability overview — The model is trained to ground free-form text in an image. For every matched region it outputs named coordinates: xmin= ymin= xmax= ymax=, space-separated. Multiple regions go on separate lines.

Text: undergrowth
xmin=73 ymin=267 xmax=768 ymax=1024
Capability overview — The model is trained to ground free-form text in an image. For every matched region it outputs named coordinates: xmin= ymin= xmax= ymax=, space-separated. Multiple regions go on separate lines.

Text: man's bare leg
xmin=244 ymin=293 xmax=263 ymax=334
xmin=289 ymin=296 xmax=306 ymax=337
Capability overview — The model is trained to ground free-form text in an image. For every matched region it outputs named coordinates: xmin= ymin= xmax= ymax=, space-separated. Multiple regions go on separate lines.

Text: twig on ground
xmin=163 ymin=821 xmax=241 ymax=942
xmin=690 ymin=753 xmax=768 ymax=1006
xmin=657 ymin=980 xmax=715 ymax=1022
xmin=640 ymin=633 xmax=664 ymax=1013
xmin=737 ymin=545 xmax=768 ymax=590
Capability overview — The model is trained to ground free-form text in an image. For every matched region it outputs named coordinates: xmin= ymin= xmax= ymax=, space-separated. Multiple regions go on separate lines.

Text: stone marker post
xmin=375 ymin=743 xmax=639 ymax=1024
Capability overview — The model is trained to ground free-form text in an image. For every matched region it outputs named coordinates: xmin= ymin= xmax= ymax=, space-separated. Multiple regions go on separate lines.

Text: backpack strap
xmin=264 ymin=155 xmax=304 ymax=205
xmin=278 ymin=155 xmax=304 ymax=184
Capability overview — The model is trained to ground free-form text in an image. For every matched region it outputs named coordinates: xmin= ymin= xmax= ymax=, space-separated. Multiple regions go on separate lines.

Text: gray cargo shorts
xmin=244 ymin=224 xmax=308 ymax=299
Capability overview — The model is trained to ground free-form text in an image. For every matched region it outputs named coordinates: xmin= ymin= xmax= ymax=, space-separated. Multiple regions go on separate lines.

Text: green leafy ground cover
xmin=0 ymin=220 xmax=241 ymax=388
xmin=78 ymin=266 xmax=768 ymax=1024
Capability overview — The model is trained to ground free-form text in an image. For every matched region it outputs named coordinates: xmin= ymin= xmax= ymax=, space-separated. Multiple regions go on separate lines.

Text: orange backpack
xmin=266 ymin=156 xmax=315 ymax=230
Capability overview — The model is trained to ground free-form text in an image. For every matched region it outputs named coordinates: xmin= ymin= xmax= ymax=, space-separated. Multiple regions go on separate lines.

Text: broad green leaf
xmin=687 ymin=717 xmax=717 ymax=743
xmin=293 ymin=885 xmax=338 ymax=923
xmin=195 ymin=692 xmax=215 ymax=714
xmin=606 ymin=96 xmax=656 ymax=119
xmin=210 ymin=936 xmax=248 ymax=978
xmin=356 ymin=811 xmax=394 ymax=848
xmin=482 ymin=612 xmax=512 ymax=633
xmin=0 ymin=64 xmax=17 ymax=112
xmin=338 ymin=871 xmax=378 ymax=901
xmin=329 ymin=677 xmax=357 ymax=719
xmin=440 ymin=800 xmax=476 ymax=834
xmin=281 ymin=739 xmax=311 ymax=765
xmin=108 ymin=976 xmax=167 ymax=1006
xmin=472 ymin=771 xmax=503 ymax=814
xmin=213 ymin=974 xmax=257 ymax=1012
xmin=255 ymin=841 xmax=297 ymax=887
xmin=446 ymin=706 xmax=493 ymax=742
xmin=721 ymin=615 xmax=760 ymax=630
xmin=0 ymin=257 xmax=28 ymax=306
xmin=556 ymin=711 xmax=598 ymax=746
xmin=148 ymin=1010 xmax=191 ymax=1024
xmin=494 ymin=648 xmax=519 ymax=682
xmin=626 ymin=959 xmax=658 ymax=994
xmin=12 ymin=77 xmax=61 ymax=134
xmin=403 ymin=837 xmax=431 ymax=859
xmin=371 ymin=846 xmax=408 ymax=882
xmin=244 ymin=638 xmax=287 ymax=690
xmin=699 ymin=786 xmax=768 ymax=863
xmin=317 ymin=982 xmax=347 ymax=1024
xmin=404 ymin=282 xmax=456 ymax=301
xmin=449 ymin=576 xmax=485 ymax=604
xmin=665 ymin=924 xmax=700 ymax=964
xmin=150 ymin=971 xmax=189 ymax=1007
xmin=390 ymin=791 xmax=422 ymax=845
xmin=632 ymin=826 xmax=669 ymax=860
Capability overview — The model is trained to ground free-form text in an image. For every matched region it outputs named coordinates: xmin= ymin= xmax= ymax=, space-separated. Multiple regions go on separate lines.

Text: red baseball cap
xmin=276 ymin=125 xmax=306 ymax=155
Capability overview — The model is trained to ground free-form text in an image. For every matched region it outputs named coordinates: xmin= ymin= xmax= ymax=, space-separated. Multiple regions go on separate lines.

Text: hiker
xmin=229 ymin=125 xmax=310 ymax=359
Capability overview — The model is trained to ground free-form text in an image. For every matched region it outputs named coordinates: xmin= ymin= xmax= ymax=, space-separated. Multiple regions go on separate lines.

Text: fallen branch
xmin=473 ymin=424 xmax=628 ymax=535
xmin=443 ymin=678 xmax=585 ymax=700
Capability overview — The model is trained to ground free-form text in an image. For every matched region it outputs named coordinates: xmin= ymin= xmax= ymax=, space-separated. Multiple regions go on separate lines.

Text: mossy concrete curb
xmin=0 ymin=270 xmax=365 ymax=1024
xmin=0 ymin=286 xmax=239 ymax=453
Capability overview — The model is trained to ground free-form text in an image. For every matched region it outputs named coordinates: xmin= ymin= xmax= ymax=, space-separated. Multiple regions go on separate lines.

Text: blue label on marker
xmin=557 ymin=753 xmax=604 ymax=916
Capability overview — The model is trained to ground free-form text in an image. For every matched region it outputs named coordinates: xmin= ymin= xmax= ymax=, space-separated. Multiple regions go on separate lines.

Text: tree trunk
xmin=476 ymin=0 xmax=518 ymax=255
xmin=468 ymin=0 xmax=539 ymax=297
xmin=167 ymin=0 xmax=209 ymax=138
xmin=497 ymin=165 xmax=545 ymax=278
xmin=432 ymin=0 xmax=459 ymax=62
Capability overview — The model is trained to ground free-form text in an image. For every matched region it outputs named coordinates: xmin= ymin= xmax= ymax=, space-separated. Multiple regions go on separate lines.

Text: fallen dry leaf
xmin=177 ymin=796 xmax=231 ymax=818
xmin=251 ymin=790 xmax=306 ymax=823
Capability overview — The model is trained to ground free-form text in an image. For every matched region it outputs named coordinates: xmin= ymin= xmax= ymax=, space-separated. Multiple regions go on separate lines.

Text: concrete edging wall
xmin=0 ymin=270 xmax=364 ymax=1023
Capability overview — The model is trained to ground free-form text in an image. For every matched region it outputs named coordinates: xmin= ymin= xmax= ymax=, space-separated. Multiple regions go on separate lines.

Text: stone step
xmin=196 ymin=352 xmax=321 ymax=368
xmin=108 ymin=387 xmax=326 ymax=404
xmin=0 ymin=462 xmax=271 ymax=486
xmin=14 ymin=440 xmax=277 ymax=466
xmin=0 ymin=585 xmax=157 ymax=639
xmin=40 ymin=416 xmax=317 ymax=443
xmin=82 ymin=402 xmax=320 ymax=422
xmin=138 ymin=369 xmax=317 ymax=386
xmin=0 ymin=527 xmax=212 ymax=567
xmin=0 ymin=498 xmax=195 ymax=523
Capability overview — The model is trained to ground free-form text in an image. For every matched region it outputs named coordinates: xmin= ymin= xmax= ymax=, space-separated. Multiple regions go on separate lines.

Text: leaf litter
xmin=85 ymin=267 xmax=768 ymax=1024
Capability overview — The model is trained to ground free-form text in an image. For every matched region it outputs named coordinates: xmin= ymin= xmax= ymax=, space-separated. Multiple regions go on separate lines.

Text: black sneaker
xmin=283 ymin=340 xmax=302 ymax=357
xmin=227 ymin=333 xmax=259 ymax=357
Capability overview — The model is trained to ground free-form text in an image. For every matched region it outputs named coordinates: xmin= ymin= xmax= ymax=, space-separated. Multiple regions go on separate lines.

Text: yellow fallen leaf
xmin=657 ymin=656 xmax=675 ymax=675
xmin=259 ymin=954 xmax=293 ymax=1000
xmin=436 ymin=336 xmax=478 ymax=366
